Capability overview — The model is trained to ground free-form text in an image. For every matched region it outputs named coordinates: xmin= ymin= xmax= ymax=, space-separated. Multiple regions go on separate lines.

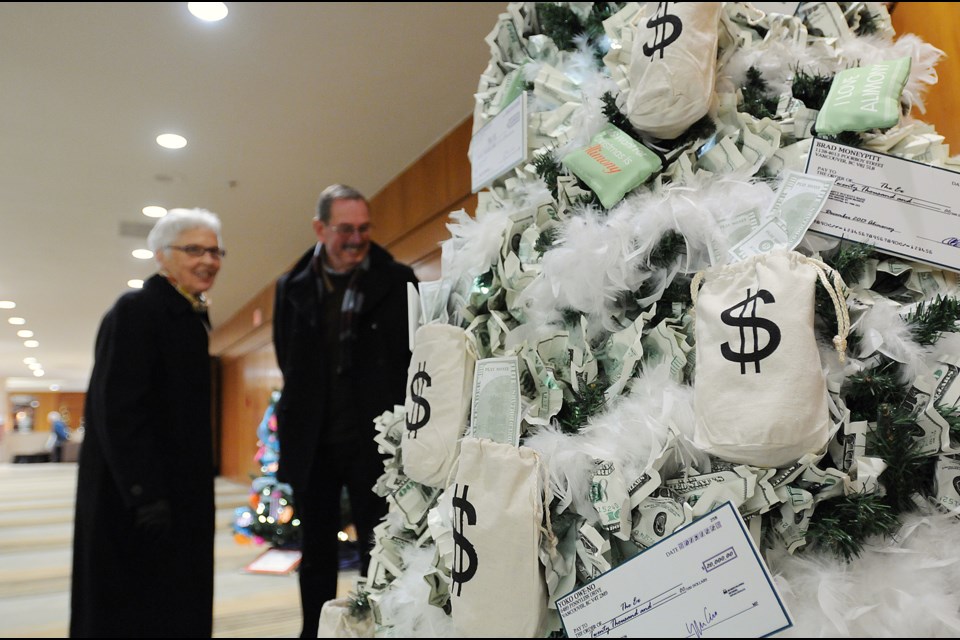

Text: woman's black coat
xmin=70 ymin=274 xmax=215 ymax=638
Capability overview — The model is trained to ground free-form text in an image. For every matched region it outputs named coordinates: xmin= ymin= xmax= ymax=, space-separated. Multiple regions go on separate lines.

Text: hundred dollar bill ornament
xmin=690 ymin=249 xmax=850 ymax=467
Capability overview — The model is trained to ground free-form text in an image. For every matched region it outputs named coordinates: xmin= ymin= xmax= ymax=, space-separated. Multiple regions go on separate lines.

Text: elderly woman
xmin=70 ymin=208 xmax=225 ymax=638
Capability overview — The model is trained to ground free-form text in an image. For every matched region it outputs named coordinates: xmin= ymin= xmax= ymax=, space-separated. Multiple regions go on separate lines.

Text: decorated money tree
xmin=341 ymin=3 xmax=960 ymax=637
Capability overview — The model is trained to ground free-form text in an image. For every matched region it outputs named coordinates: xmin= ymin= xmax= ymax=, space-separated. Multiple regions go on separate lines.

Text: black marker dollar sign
xmin=405 ymin=362 xmax=431 ymax=438
xmin=451 ymin=484 xmax=478 ymax=597
xmin=719 ymin=288 xmax=781 ymax=374
xmin=642 ymin=2 xmax=683 ymax=59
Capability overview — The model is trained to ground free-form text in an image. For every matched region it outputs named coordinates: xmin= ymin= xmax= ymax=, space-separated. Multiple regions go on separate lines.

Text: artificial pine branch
xmin=817 ymin=130 xmax=865 ymax=147
xmin=791 ymin=67 xmax=834 ymax=110
xmin=556 ymin=375 xmax=607 ymax=434
xmin=347 ymin=588 xmax=371 ymax=619
xmin=535 ymin=226 xmax=560 ymax=255
xmin=805 ymin=492 xmax=899 ymax=561
xmin=532 ymin=151 xmax=563 ymax=201
xmin=842 ymin=359 xmax=907 ymax=422
xmin=741 ymin=67 xmax=779 ymax=120
xmin=536 ymin=3 xmax=582 ymax=51
xmin=601 ymin=92 xmax=645 ymax=143
xmin=816 ymin=240 xmax=875 ymax=351
xmin=902 ymin=294 xmax=960 ymax=345
xmin=869 ymin=403 xmax=936 ymax=513
xmin=648 ymin=231 xmax=687 ymax=269
xmin=936 ymin=403 xmax=960 ymax=444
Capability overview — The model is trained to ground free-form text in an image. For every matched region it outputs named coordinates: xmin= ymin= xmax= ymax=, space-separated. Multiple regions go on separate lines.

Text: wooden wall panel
xmin=370 ymin=180 xmax=406 ymax=246
xmin=890 ymin=3 xmax=960 ymax=150
xmin=219 ymin=341 xmax=282 ymax=484
xmin=22 ymin=391 xmax=85 ymax=432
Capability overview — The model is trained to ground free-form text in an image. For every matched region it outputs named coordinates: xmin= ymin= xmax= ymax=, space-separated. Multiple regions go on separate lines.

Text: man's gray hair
xmin=316 ymin=184 xmax=367 ymax=223
xmin=147 ymin=208 xmax=223 ymax=261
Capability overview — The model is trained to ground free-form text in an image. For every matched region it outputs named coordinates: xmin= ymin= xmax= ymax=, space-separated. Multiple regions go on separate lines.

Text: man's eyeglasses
xmin=167 ymin=245 xmax=226 ymax=258
xmin=328 ymin=223 xmax=372 ymax=236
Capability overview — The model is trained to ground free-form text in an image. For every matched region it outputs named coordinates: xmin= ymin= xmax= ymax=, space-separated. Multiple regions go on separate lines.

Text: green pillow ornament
xmin=815 ymin=56 xmax=912 ymax=135
xmin=561 ymin=124 xmax=662 ymax=209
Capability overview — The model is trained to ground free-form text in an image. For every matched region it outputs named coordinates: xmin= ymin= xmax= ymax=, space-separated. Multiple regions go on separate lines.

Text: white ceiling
xmin=0 ymin=2 xmax=505 ymax=393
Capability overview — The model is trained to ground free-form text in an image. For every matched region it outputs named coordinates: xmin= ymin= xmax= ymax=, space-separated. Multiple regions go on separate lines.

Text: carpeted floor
xmin=0 ymin=462 xmax=358 ymax=638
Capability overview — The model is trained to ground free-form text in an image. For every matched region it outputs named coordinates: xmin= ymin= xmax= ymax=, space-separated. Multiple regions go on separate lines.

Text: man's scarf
xmin=314 ymin=248 xmax=368 ymax=373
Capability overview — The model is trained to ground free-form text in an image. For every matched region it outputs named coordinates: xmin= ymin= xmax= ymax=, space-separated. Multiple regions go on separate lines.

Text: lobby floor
xmin=0 ymin=462 xmax=358 ymax=638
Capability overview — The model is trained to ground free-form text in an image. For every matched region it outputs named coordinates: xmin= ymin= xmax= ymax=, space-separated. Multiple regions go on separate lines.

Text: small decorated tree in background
xmin=233 ymin=389 xmax=301 ymax=548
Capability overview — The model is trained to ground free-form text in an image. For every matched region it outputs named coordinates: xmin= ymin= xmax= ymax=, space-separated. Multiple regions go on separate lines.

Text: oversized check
xmin=805 ymin=138 xmax=960 ymax=273
xmin=556 ymin=502 xmax=792 ymax=638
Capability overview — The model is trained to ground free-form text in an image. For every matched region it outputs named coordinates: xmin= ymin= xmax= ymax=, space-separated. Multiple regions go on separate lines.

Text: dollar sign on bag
xmin=405 ymin=362 xmax=431 ymax=438
xmin=719 ymin=288 xmax=781 ymax=374
xmin=642 ymin=2 xmax=683 ymax=59
xmin=451 ymin=484 xmax=478 ymax=596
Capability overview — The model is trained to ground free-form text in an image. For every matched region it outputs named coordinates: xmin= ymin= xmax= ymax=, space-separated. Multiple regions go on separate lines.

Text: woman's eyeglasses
xmin=167 ymin=245 xmax=226 ymax=258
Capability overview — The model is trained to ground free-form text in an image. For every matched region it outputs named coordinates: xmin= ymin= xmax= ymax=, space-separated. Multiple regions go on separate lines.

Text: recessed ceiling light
xmin=49 ymin=384 xmax=60 ymax=391
xmin=188 ymin=2 xmax=228 ymax=21
xmin=127 ymin=279 xmax=145 ymax=289
xmin=23 ymin=357 xmax=36 ymax=364
xmin=32 ymin=369 xmax=44 ymax=377
xmin=0 ymin=301 xmax=15 ymax=309
xmin=28 ymin=362 xmax=42 ymax=370
xmin=132 ymin=249 xmax=154 ymax=260
xmin=17 ymin=330 xmax=33 ymax=338
xmin=8 ymin=317 xmax=25 ymax=325
xmin=142 ymin=206 xmax=167 ymax=218
xmin=24 ymin=339 xmax=39 ymax=348
xmin=156 ymin=133 xmax=187 ymax=149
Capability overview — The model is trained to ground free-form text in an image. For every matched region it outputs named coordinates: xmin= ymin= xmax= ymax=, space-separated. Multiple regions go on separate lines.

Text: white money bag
xmin=401 ymin=323 xmax=476 ymax=488
xmin=449 ymin=437 xmax=551 ymax=638
xmin=691 ymin=249 xmax=849 ymax=468
xmin=620 ymin=2 xmax=723 ymax=140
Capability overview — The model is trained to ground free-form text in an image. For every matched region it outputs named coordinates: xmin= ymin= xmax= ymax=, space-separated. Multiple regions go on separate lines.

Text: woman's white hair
xmin=147 ymin=208 xmax=223 ymax=261
xmin=48 ymin=411 xmax=62 ymax=422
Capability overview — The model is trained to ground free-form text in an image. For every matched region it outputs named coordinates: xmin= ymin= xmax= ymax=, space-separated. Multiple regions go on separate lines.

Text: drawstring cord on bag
xmin=803 ymin=255 xmax=850 ymax=363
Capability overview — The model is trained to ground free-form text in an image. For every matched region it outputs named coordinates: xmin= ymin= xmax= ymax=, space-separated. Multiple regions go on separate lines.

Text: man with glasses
xmin=273 ymin=184 xmax=418 ymax=637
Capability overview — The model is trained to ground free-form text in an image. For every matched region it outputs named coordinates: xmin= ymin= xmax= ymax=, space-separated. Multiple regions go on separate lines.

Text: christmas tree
xmin=343 ymin=3 xmax=960 ymax=637
xmin=233 ymin=389 xmax=301 ymax=548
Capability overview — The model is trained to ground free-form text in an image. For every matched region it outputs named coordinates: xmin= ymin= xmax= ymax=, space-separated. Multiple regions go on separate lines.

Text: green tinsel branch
xmin=903 ymin=294 xmax=960 ymax=345
xmin=805 ymin=492 xmax=899 ymax=562
xmin=868 ymin=403 xmax=936 ymax=513
xmin=842 ymin=359 xmax=907 ymax=422
xmin=740 ymin=67 xmax=779 ymax=120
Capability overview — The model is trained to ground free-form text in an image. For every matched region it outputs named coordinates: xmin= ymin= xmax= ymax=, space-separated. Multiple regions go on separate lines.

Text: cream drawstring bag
xmin=401 ymin=323 xmax=477 ymax=488
xmin=449 ymin=437 xmax=552 ymax=638
xmin=691 ymin=249 xmax=849 ymax=468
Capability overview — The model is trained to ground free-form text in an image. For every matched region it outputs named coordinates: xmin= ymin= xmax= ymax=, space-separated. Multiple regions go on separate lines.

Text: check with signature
xmin=804 ymin=138 xmax=960 ymax=274
xmin=556 ymin=502 xmax=792 ymax=638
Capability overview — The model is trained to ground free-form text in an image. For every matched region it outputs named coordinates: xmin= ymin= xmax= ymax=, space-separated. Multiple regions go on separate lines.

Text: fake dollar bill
xmin=469 ymin=356 xmax=522 ymax=446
